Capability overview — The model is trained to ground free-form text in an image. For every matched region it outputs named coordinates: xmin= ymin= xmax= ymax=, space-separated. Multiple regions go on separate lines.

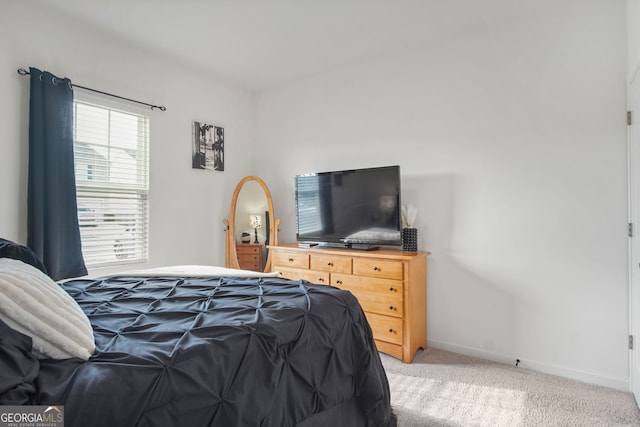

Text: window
xmin=73 ymin=98 xmax=149 ymax=267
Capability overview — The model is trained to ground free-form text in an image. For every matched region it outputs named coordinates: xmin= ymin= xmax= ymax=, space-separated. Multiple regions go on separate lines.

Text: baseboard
xmin=427 ymin=339 xmax=630 ymax=392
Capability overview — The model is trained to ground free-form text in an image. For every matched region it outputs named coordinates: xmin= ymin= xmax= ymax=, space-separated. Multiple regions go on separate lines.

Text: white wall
xmin=630 ymin=0 xmax=640 ymax=84
xmin=254 ymin=1 xmax=629 ymax=389
xmin=0 ymin=2 xmax=254 ymax=275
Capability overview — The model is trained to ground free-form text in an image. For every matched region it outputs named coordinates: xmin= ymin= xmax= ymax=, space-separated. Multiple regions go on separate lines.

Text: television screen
xmin=295 ymin=165 xmax=401 ymax=248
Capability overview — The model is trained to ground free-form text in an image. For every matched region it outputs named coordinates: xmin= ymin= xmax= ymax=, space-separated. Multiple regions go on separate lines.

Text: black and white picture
xmin=192 ymin=121 xmax=224 ymax=171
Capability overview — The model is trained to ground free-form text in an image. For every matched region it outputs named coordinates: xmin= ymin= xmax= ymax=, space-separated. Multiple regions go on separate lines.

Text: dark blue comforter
xmin=27 ymin=276 xmax=393 ymax=426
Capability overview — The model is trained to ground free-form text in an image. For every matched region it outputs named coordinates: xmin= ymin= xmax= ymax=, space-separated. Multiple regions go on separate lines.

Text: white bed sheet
xmin=111 ymin=265 xmax=282 ymax=279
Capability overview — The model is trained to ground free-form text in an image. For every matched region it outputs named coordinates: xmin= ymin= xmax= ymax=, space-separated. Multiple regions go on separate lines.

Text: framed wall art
xmin=192 ymin=121 xmax=224 ymax=171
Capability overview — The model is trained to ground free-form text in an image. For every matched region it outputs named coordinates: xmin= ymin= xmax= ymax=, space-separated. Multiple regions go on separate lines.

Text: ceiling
xmin=35 ymin=0 xmax=552 ymax=92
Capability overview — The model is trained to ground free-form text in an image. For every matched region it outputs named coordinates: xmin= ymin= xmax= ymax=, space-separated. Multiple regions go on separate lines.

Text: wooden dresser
xmin=235 ymin=243 xmax=263 ymax=271
xmin=269 ymin=243 xmax=429 ymax=363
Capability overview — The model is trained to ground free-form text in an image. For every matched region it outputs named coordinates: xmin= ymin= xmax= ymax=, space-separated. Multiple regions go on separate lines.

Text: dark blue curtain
xmin=27 ymin=67 xmax=87 ymax=280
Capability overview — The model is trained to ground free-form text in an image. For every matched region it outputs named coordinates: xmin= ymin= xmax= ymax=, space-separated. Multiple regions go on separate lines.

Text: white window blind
xmin=73 ymin=99 xmax=149 ymax=267
xmin=296 ymin=176 xmax=323 ymax=235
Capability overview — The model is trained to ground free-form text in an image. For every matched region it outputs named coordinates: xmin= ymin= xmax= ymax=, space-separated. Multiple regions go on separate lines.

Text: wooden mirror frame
xmin=224 ymin=176 xmax=280 ymax=272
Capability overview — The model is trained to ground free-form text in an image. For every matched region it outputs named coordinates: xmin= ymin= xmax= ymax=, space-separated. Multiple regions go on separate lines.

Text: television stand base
xmin=316 ymin=242 xmax=380 ymax=251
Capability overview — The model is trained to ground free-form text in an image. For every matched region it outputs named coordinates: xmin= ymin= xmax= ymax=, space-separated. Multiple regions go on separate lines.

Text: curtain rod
xmin=17 ymin=68 xmax=167 ymax=111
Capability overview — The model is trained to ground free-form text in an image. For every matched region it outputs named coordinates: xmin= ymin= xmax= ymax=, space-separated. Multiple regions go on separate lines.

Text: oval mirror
xmin=224 ymin=176 xmax=280 ymax=272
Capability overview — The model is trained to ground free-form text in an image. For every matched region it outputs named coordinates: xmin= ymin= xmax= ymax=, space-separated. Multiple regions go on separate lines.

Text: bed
xmin=0 ymin=240 xmax=395 ymax=427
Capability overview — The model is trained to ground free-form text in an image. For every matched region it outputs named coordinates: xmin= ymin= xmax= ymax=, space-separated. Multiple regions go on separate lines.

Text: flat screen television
xmin=295 ymin=165 xmax=401 ymax=250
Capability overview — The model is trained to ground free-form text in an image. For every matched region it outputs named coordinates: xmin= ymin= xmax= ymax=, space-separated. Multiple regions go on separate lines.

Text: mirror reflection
xmin=225 ymin=176 xmax=279 ymax=273
xmin=235 ymin=181 xmax=267 ymax=246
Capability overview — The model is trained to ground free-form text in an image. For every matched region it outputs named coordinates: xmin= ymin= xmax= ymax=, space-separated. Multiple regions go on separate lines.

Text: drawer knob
xmin=318 ymin=278 xmax=325 ymax=282
xmin=389 ymin=287 xmax=394 ymax=291
xmin=327 ymin=261 xmax=333 ymax=266
xmin=288 ymin=258 xmax=294 ymax=262
xmin=388 ymin=328 xmax=394 ymax=333
xmin=389 ymin=305 xmax=394 ymax=310
xmin=373 ymin=266 xmax=379 ymax=271
xmin=336 ymin=280 xmax=342 ymax=285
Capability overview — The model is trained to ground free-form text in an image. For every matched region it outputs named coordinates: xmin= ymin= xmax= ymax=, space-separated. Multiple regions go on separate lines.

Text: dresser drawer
xmin=365 ymin=312 xmax=403 ymax=345
xmin=238 ymin=254 xmax=260 ymax=263
xmin=353 ymin=258 xmax=403 ymax=280
xmin=276 ymin=266 xmax=305 ymax=281
xmin=238 ymin=258 xmax=261 ymax=271
xmin=310 ymin=253 xmax=351 ymax=273
xmin=331 ymin=274 xmax=403 ymax=296
xmin=276 ymin=267 xmax=329 ymax=285
xmin=236 ymin=244 xmax=260 ymax=254
xmin=349 ymin=290 xmax=403 ymax=318
xmin=272 ymin=251 xmax=309 ymax=269
xmin=302 ymin=270 xmax=330 ymax=285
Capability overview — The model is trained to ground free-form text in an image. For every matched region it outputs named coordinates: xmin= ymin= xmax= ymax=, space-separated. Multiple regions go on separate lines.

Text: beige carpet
xmin=379 ymin=348 xmax=640 ymax=427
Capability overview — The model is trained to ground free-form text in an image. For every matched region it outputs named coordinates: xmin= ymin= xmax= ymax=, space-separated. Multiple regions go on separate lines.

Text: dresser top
xmin=269 ymin=243 xmax=430 ymax=260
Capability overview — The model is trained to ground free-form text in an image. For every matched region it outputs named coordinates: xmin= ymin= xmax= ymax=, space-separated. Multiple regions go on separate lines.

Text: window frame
xmin=72 ymin=92 xmax=150 ymax=268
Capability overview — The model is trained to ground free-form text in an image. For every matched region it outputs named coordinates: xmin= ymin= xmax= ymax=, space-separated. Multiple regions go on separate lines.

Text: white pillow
xmin=0 ymin=258 xmax=95 ymax=360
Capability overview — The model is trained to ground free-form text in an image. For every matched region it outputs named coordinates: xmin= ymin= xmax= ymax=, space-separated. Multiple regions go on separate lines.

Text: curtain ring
xmin=52 ymin=77 xmax=57 ymax=85
xmin=67 ymin=81 xmax=73 ymax=90
xmin=38 ymin=74 xmax=44 ymax=81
